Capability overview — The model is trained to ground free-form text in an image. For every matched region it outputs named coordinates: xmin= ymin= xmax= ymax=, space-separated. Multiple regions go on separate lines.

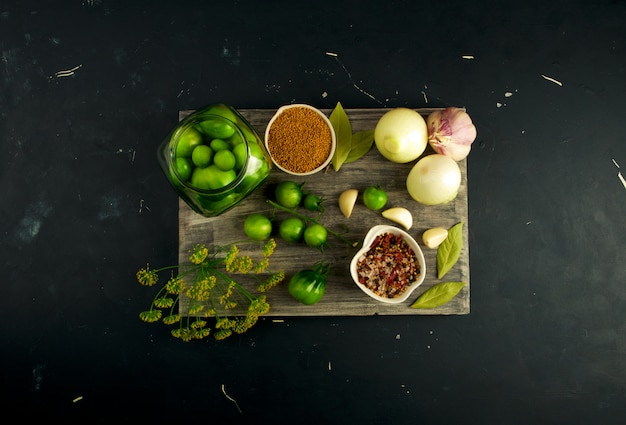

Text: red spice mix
xmin=356 ymin=232 xmax=420 ymax=298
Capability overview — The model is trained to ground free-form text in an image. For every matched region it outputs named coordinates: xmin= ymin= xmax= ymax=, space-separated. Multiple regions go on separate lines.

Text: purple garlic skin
xmin=426 ymin=107 xmax=477 ymax=161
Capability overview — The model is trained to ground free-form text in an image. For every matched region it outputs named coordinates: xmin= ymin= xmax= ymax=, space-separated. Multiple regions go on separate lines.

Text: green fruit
xmin=175 ymin=127 xmax=203 ymax=158
xmin=210 ymin=138 xmax=231 ymax=152
xmin=244 ymin=213 xmax=272 ymax=241
xmin=303 ymin=194 xmax=324 ymax=212
xmin=191 ymin=145 xmax=213 ymax=168
xmin=363 ymin=185 xmax=388 ymax=211
xmin=279 ymin=217 xmax=305 ymax=243
xmin=190 ymin=165 xmax=236 ymax=190
xmin=288 ymin=263 xmax=331 ymax=305
xmin=303 ymin=224 xmax=327 ymax=249
xmin=232 ymin=143 xmax=248 ymax=170
xmin=275 ymin=181 xmax=303 ymax=209
xmin=213 ymin=149 xmax=236 ymax=171
xmin=197 ymin=119 xmax=236 ymax=139
xmin=175 ymin=157 xmax=192 ymax=181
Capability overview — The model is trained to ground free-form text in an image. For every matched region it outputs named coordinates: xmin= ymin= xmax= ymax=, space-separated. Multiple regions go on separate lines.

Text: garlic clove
xmin=422 ymin=227 xmax=449 ymax=248
xmin=426 ymin=107 xmax=477 ymax=161
xmin=381 ymin=207 xmax=413 ymax=230
xmin=339 ymin=189 xmax=358 ymax=218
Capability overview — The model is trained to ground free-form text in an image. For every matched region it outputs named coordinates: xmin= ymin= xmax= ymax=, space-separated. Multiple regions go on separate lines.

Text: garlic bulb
xmin=426 ymin=107 xmax=477 ymax=161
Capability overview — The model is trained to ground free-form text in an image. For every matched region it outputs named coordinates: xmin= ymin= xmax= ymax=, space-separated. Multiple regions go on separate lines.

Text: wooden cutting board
xmin=178 ymin=108 xmax=470 ymax=316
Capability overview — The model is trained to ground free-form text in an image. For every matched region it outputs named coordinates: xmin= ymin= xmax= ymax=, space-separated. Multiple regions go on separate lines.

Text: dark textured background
xmin=1 ymin=0 xmax=625 ymax=423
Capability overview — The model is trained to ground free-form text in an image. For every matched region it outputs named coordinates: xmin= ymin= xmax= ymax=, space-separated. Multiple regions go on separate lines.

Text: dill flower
xmin=163 ymin=314 xmax=181 ymax=325
xmin=154 ymin=297 xmax=174 ymax=309
xmin=262 ymin=238 xmax=276 ymax=257
xmin=257 ymin=271 xmax=285 ymax=293
xmin=189 ymin=244 xmax=209 ymax=264
xmin=136 ymin=238 xmax=284 ymax=341
xmin=165 ymin=276 xmax=186 ymax=295
xmin=136 ymin=266 xmax=159 ymax=286
xmin=139 ymin=309 xmax=162 ymax=323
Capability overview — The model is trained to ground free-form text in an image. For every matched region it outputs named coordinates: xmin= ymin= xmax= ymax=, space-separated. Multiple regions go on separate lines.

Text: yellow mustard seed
xmin=267 ymin=107 xmax=332 ymax=173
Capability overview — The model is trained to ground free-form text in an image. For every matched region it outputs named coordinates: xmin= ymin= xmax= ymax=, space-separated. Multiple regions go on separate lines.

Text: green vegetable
xmin=190 ymin=165 xmax=236 ymax=190
xmin=175 ymin=127 xmax=203 ymax=158
xmin=213 ymin=149 xmax=236 ymax=171
xmin=329 ymin=102 xmax=375 ymax=171
xmin=303 ymin=223 xmax=328 ymax=250
xmin=437 ymin=222 xmax=463 ymax=279
xmin=266 ymin=199 xmax=356 ymax=248
xmin=243 ymin=213 xmax=272 ymax=241
xmin=362 ymin=185 xmax=388 ymax=211
xmin=303 ymin=193 xmax=325 ymax=212
xmin=410 ymin=282 xmax=466 ymax=309
xmin=175 ymin=157 xmax=192 ymax=181
xmin=288 ymin=262 xmax=331 ymax=305
xmin=279 ymin=217 xmax=305 ymax=243
xmin=197 ymin=118 xmax=236 ymax=139
xmin=191 ymin=145 xmax=213 ymax=167
xmin=274 ymin=181 xmax=304 ymax=209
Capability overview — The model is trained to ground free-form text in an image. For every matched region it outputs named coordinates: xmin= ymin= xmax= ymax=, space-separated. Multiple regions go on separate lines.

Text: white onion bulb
xmin=406 ymin=154 xmax=461 ymax=205
xmin=374 ymin=108 xmax=428 ymax=163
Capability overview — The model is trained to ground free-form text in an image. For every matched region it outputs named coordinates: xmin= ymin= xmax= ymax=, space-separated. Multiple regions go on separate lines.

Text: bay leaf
xmin=329 ymin=102 xmax=352 ymax=171
xmin=410 ymin=281 xmax=466 ymax=309
xmin=437 ymin=221 xmax=463 ymax=279
xmin=344 ymin=130 xmax=374 ymax=163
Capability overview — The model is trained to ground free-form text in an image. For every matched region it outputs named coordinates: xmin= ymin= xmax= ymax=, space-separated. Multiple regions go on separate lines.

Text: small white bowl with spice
xmin=350 ymin=225 xmax=426 ymax=304
xmin=264 ymin=104 xmax=336 ymax=175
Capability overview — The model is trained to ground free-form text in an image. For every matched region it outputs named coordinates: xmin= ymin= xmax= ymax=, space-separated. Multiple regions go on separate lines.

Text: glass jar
xmin=157 ymin=103 xmax=272 ymax=217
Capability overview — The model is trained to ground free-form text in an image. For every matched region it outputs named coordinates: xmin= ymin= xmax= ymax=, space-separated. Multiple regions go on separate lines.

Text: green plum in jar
xmin=157 ymin=103 xmax=272 ymax=216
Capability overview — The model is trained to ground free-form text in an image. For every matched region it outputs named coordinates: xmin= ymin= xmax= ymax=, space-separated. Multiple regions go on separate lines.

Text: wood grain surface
xmin=178 ymin=108 xmax=470 ymax=316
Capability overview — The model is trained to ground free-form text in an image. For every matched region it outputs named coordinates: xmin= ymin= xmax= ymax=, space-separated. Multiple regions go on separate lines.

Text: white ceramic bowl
xmin=264 ymin=104 xmax=336 ymax=176
xmin=350 ymin=225 xmax=426 ymax=304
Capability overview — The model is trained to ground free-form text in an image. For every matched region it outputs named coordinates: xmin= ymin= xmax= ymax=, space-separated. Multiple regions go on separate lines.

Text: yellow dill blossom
xmin=254 ymin=258 xmax=270 ymax=274
xmin=203 ymin=308 xmax=217 ymax=317
xmin=224 ymin=245 xmax=240 ymax=272
xmin=263 ymin=238 xmax=277 ymax=257
xmin=233 ymin=315 xmax=258 ymax=334
xmin=223 ymin=301 xmax=238 ymax=310
xmin=189 ymin=244 xmax=209 ymax=264
xmin=205 ymin=275 xmax=217 ymax=289
xmin=165 ymin=276 xmax=186 ymax=295
xmin=218 ymin=282 xmax=235 ymax=305
xmin=193 ymin=328 xmax=211 ymax=339
xmin=190 ymin=319 xmax=207 ymax=329
xmin=249 ymin=296 xmax=270 ymax=315
xmin=139 ymin=310 xmax=162 ymax=323
xmin=187 ymin=302 xmax=205 ymax=315
xmin=215 ymin=317 xmax=236 ymax=329
xmin=186 ymin=278 xmax=212 ymax=302
xmin=171 ymin=328 xmax=193 ymax=342
xmin=136 ymin=267 xmax=158 ymax=286
xmin=214 ymin=328 xmax=232 ymax=340
xmin=162 ymin=314 xmax=181 ymax=325
xmin=232 ymin=255 xmax=253 ymax=273
xmin=154 ymin=297 xmax=174 ymax=309
xmin=257 ymin=271 xmax=285 ymax=292
xmin=137 ymin=238 xmax=283 ymax=342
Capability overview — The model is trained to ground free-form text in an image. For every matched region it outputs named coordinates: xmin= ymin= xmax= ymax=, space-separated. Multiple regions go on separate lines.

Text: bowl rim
xmin=350 ymin=224 xmax=426 ymax=304
xmin=264 ymin=103 xmax=337 ymax=176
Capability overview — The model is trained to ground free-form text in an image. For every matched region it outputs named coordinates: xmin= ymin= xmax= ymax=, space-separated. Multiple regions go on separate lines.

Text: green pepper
xmin=288 ymin=262 xmax=331 ymax=305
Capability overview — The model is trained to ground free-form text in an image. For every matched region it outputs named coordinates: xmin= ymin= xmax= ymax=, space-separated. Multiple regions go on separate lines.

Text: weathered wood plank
xmin=178 ymin=108 xmax=470 ymax=316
